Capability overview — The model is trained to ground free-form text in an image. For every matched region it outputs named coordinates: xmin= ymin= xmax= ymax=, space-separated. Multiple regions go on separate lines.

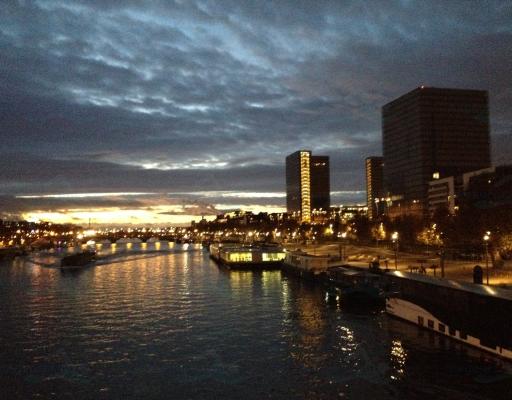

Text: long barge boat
xmin=385 ymin=270 xmax=512 ymax=361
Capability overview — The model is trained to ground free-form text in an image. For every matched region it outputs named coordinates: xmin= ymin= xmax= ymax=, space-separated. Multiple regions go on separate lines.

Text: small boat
xmin=60 ymin=250 xmax=96 ymax=269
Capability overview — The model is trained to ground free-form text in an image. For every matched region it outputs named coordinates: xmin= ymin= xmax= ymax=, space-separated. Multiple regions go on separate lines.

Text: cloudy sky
xmin=1 ymin=0 xmax=511 ymax=224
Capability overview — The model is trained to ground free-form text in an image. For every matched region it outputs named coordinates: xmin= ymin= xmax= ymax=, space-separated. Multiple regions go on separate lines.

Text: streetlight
xmin=483 ymin=232 xmax=491 ymax=285
xmin=339 ymin=231 xmax=347 ymax=261
xmin=392 ymin=231 xmax=399 ymax=270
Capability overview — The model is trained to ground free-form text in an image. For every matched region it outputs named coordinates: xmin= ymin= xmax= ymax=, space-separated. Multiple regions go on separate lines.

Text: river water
xmin=1 ymin=245 xmax=511 ymax=399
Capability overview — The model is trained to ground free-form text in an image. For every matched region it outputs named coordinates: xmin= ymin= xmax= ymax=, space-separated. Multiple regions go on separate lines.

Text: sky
xmin=1 ymin=0 xmax=511 ymax=225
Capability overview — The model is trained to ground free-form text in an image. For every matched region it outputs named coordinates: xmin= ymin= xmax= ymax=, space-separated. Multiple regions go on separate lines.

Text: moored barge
xmin=385 ymin=270 xmax=512 ymax=361
xmin=209 ymin=243 xmax=285 ymax=269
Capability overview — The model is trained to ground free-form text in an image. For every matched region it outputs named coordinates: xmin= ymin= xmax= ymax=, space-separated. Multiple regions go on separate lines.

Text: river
xmin=1 ymin=244 xmax=511 ymax=399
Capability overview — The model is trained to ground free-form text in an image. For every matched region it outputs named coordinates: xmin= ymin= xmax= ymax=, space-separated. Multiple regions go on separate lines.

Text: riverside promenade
xmin=283 ymin=242 xmax=512 ymax=288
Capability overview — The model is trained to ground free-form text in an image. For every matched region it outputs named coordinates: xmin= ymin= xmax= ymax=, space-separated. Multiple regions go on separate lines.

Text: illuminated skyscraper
xmin=286 ymin=150 xmax=330 ymax=222
xmin=382 ymin=87 xmax=491 ymax=217
xmin=366 ymin=156 xmax=384 ymax=220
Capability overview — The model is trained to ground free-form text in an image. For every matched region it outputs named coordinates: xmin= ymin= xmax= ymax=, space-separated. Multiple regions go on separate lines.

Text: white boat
xmin=385 ymin=271 xmax=512 ymax=361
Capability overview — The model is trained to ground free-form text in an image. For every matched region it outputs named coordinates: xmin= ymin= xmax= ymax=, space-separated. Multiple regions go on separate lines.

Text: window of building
xmin=428 ymin=320 xmax=434 ymax=329
xmin=449 ymin=327 xmax=456 ymax=336
xmin=438 ymin=323 xmax=446 ymax=333
xmin=418 ymin=316 xmax=424 ymax=326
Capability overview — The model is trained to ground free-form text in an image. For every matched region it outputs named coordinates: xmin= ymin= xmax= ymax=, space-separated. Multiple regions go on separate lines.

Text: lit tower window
xmin=300 ymin=151 xmax=311 ymax=222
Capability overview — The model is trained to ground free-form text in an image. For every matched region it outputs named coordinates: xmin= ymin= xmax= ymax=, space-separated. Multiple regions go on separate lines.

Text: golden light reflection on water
xmin=338 ymin=326 xmax=356 ymax=354
xmin=261 ymin=270 xmax=281 ymax=297
xmin=390 ymin=339 xmax=407 ymax=380
xmin=287 ymin=286 xmax=328 ymax=370
xmin=229 ymin=271 xmax=254 ymax=290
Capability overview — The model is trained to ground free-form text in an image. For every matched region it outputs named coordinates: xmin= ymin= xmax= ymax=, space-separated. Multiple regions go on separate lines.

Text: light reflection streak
xmin=389 ymin=339 xmax=407 ymax=380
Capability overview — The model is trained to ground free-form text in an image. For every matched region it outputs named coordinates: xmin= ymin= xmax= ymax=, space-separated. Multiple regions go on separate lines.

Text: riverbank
xmin=283 ymin=242 xmax=512 ymax=288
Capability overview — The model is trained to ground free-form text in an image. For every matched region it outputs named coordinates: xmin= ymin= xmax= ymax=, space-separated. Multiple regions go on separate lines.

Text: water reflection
xmin=389 ymin=339 xmax=407 ymax=380
xmin=0 ymin=253 xmax=511 ymax=399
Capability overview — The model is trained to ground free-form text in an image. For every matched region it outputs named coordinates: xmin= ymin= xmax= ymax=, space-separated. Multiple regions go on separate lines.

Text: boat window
xmin=228 ymin=252 xmax=252 ymax=262
xmin=418 ymin=316 xmax=424 ymax=326
xmin=262 ymin=252 xmax=285 ymax=262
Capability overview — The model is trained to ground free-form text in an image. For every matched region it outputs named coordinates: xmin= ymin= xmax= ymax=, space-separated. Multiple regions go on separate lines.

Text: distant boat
xmin=60 ymin=250 xmax=96 ymax=269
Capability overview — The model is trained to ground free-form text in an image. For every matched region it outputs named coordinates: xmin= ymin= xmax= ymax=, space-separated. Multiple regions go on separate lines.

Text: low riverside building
xmin=428 ymin=175 xmax=456 ymax=215
xmin=427 ymin=165 xmax=511 ymax=215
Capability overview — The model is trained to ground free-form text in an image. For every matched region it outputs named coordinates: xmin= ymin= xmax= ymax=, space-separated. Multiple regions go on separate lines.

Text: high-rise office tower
xmin=382 ymin=87 xmax=491 ymax=216
xmin=310 ymin=155 xmax=330 ymax=211
xmin=286 ymin=150 xmax=330 ymax=222
xmin=366 ymin=156 xmax=384 ymax=220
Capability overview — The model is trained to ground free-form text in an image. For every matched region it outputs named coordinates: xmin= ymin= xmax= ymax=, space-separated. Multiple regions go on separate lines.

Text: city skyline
xmin=1 ymin=1 xmax=512 ymax=224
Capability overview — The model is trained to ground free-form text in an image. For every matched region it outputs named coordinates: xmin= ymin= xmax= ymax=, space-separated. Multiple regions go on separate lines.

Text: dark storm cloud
xmin=1 ymin=0 xmax=511 ymax=206
xmin=0 ymin=152 xmax=285 ymax=193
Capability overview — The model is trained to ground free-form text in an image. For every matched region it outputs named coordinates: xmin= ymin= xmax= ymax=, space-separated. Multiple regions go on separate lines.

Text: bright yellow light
xmin=21 ymin=206 xmax=217 ymax=226
xmin=228 ymin=252 xmax=252 ymax=262
xmin=300 ymin=151 xmax=311 ymax=222
xmin=262 ymin=252 xmax=285 ymax=261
